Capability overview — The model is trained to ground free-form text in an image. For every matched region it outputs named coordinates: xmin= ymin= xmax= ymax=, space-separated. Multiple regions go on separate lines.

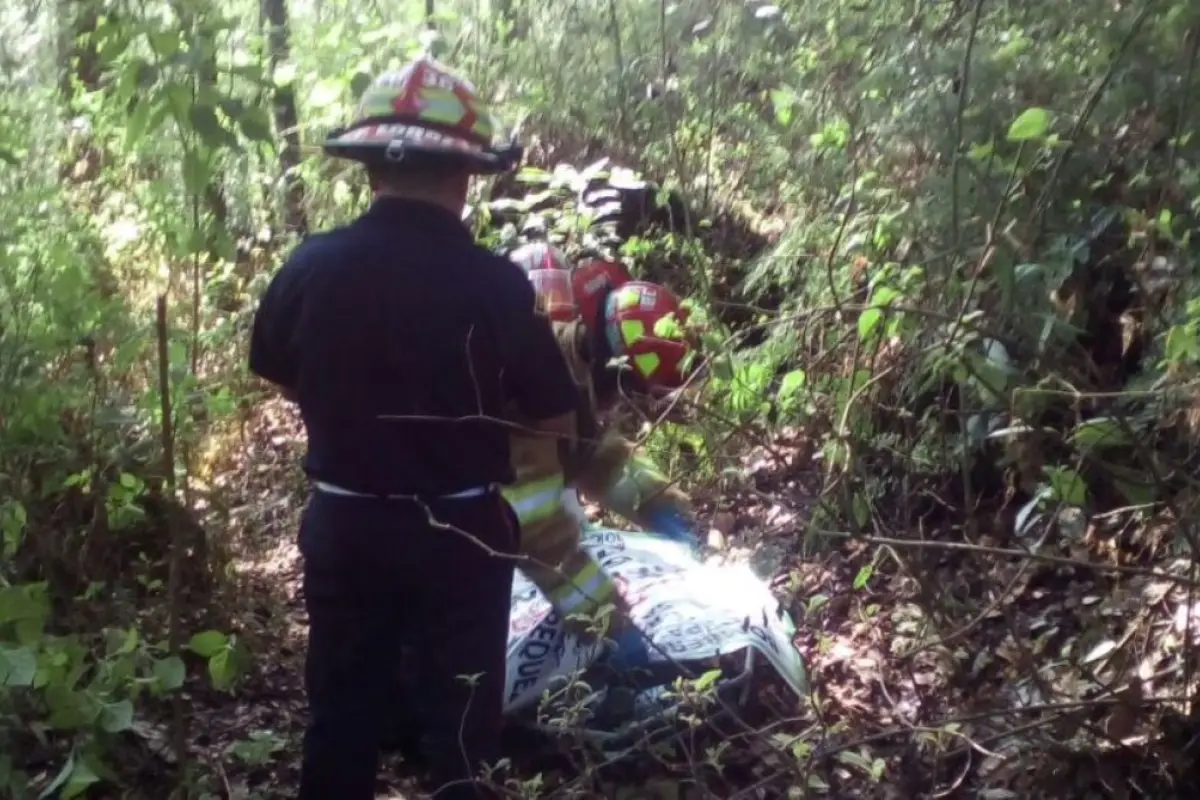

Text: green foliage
xmin=3 ymin=0 xmax=1200 ymax=793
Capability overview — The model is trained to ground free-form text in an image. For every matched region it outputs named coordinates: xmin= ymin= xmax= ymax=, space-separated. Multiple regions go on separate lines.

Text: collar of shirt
xmin=363 ymin=196 xmax=472 ymax=242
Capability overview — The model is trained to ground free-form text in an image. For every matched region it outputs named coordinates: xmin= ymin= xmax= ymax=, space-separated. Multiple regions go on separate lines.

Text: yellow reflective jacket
xmin=501 ymin=320 xmax=694 ymax=633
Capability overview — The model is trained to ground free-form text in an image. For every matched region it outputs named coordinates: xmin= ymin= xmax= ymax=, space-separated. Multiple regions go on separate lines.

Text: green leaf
xmin=188 ymin=630 xmax=228 ymax=658
xmin=61 ymin=756 xmax=100 ymax=800
xmin=852 ymin=564 xmax=873 ymax=590
xmin=0 ymin=585 xmax=50 ymax=625
xmin=99 ymin=700 xmax=134 ymax=733
xmin=1045 ymin=466 xmax=1088 ymax=506
xmin=836 ymin=748 xmax=875 ymax=775
xmin=125 ymin=101 xmax=151 ymax=149
xmin=710 ymin=354 xmax=735 ymax=382
xmin=778 ymin=369 xmax=806 ymax=399
xmin=1165 ymin=325 xmax=1198 ymax=364
xmin=1006 ymin=107 xmax=1051 ymax=141
xmin=208 ymin=649 xmax=237 ymax=691
xmin=188 ymin=104 xmax=226 ymax=148
xmin=153 ymin=656 xmax=186 ymax=691
xmin=1070 ymin=417 xmax=1131 ymax=450
xmin=851 ymin=493 xmax=870 ymax=528
xmin=0 ymin=147 xmax=17 ymax=165
xmin=237 ymin=108 xmax=274 ymax=143
xmin=182 ymin=150 xmax=209 ymax=195
xmin=769 ymin=89 xmax=795 ymax=126
xmin=349 ymin=70 xmax=373 ymax=99
xmin=38 ymin=749 xmax=102 ymax=800
xmin=0 ymin=646 xmax=37 ymax=687
xmin=857 ymin=308 xmax=882 ymax=339
xmin=694 ymin=669 xmax=722 ymax=691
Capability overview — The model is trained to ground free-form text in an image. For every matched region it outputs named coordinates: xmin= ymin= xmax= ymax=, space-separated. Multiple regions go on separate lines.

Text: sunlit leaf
xmin=1045 ymin=466 xmax=1087 ymax=506
xmin=187 ymin=630 xmax=228 ymax=658
xmin=1006 ymin=107 xmax=1051 ymax=141
xmin=694 ymin=669 xmax=722 ymax=691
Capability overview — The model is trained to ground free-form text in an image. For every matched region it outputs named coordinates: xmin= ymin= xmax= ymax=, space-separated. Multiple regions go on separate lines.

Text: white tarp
xmin=503 ymin=523 xmax=808 ymax=714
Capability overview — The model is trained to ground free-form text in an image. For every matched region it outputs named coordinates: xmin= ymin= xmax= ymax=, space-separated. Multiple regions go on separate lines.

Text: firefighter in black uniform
xmin=249 ymin=55 xmax=579 ymax=800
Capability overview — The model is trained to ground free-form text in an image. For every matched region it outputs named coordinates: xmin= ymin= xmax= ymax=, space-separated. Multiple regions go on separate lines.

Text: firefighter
xmin=504 ymin=242 xmax=700 ymax=668
xmin=249 ymin=57 xmax=580 ymax=800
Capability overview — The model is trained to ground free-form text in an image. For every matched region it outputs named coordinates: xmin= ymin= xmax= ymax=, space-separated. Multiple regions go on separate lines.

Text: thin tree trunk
xmin=261 ymin=0 xmax=308 ymax=236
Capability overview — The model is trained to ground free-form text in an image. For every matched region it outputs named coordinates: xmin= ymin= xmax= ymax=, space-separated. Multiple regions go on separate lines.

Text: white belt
xmin=314 ymin=480 xmax=491 ymax=500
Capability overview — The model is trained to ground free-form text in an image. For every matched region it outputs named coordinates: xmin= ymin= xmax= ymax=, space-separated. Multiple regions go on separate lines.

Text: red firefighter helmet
xmin=508 ymin=242 xmax=578 ymax=322
xmin=602 ymin=281 xmax=695 ymax=390
xmin=323 ymin=55 xmax=521 ymax=174
xmin=572 ymin=257 xmax=633 ymax=327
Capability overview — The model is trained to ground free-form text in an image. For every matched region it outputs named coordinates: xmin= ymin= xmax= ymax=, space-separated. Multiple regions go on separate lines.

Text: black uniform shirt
xmin=248 ymin=197 xmax=579 ymax=496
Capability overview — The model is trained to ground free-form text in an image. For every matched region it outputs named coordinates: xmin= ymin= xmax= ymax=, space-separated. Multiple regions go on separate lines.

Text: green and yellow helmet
xmin=323 ymin=55 xmax=522 ymax=175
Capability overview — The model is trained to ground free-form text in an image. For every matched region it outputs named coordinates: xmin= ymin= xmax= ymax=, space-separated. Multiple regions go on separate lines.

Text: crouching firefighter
xmin=253 ymin=56 xmax=581 ymax=800
xmin=504 ymin=242 xmax=702 ymax=669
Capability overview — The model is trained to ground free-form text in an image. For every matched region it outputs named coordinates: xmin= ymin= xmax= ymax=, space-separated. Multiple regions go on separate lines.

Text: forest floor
xmin=174 ymin=398 xmax=1200 ymax=799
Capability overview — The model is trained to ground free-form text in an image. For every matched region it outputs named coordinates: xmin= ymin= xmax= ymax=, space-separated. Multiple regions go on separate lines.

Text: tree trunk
xmin=261 ymin=0 xmax=308 ymax=236
xmin=57 ymin=0 xmax=102 ymax=183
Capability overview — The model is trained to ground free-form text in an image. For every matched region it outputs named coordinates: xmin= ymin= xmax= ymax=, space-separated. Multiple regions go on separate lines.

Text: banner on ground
xmin=504 ymin=525 xmax=807 ymax=714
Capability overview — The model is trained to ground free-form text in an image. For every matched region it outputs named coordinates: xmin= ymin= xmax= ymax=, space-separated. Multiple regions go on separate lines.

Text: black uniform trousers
xmin=297 ymin=486 xmax=518 ymax=800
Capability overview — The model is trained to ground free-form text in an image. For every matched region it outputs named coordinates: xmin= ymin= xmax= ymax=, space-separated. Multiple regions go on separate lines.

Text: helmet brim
xmin=323 ymin=125 xmax=520 ymax=175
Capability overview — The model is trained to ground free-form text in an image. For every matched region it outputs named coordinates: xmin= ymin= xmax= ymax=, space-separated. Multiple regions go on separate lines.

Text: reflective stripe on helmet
xmin=501 ymin=474 xmax=566 ymax=526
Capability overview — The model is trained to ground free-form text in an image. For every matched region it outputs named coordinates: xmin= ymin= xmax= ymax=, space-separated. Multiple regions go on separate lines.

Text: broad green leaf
xmin=238 ymin=108 xmax=274 ymax=143
xmin=349 ymin=71 xmax=373 ymax=99
xmin=0 ymin=585 xmax=49 ymax=625
xmin=1069 ymin=417 xmax=1130 ymax=449
xmin=0 ymin=646 xmax=37 ymax=687
xmin=1045 ymin=466 xmax=1087 ymax=506
xmin=182 ymin=150 xmax=209 ymax=195
xmin=778 ymin=369 xmax=806 ymax=399
xmin=188 ymin=630 xmax=228 ymax=658
xmin=153 ymin=656 xmax=186 ymax=691
xmin=188 ymin=105 xmax=226 ymax=148
xmin=208 ymin=649 xmax=237 ymax=691
xmin=99 ymin=700 xmax=134 ymax=733
xmin=1165 ymin=325 xmax=1198 ymax=364
xmin=694 ymin=669 xmax=722 ymax=691
xmin=0 ymin=147 xmax=16 ymax=165
xmin=857 ymin=308 xmax=882 ymax=339
xmin=1006 ymin=107 xmax=1050 ymax=141
xmin=851 ymin=493 xmax=870 ymax=528
xmin=125 ymin=101 xmax=151 ymax=148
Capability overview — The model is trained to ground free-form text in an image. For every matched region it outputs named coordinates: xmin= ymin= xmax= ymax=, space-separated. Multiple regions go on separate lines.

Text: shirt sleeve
xmin=248 ymin=240 xmax=319 ymax=392
xmin=493 ymin=263 xmax=582 ymax=421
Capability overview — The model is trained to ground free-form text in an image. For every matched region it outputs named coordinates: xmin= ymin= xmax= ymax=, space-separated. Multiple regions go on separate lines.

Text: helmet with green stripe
xmin=602 ymin=281 xmax=695 ymax=391
xmin=323 ymin=55 xmax=522 ymax=175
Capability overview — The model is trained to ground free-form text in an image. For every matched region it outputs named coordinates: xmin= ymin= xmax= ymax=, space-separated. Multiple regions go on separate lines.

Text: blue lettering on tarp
xmin=509 ymin=611 xmax=565 ymax=703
